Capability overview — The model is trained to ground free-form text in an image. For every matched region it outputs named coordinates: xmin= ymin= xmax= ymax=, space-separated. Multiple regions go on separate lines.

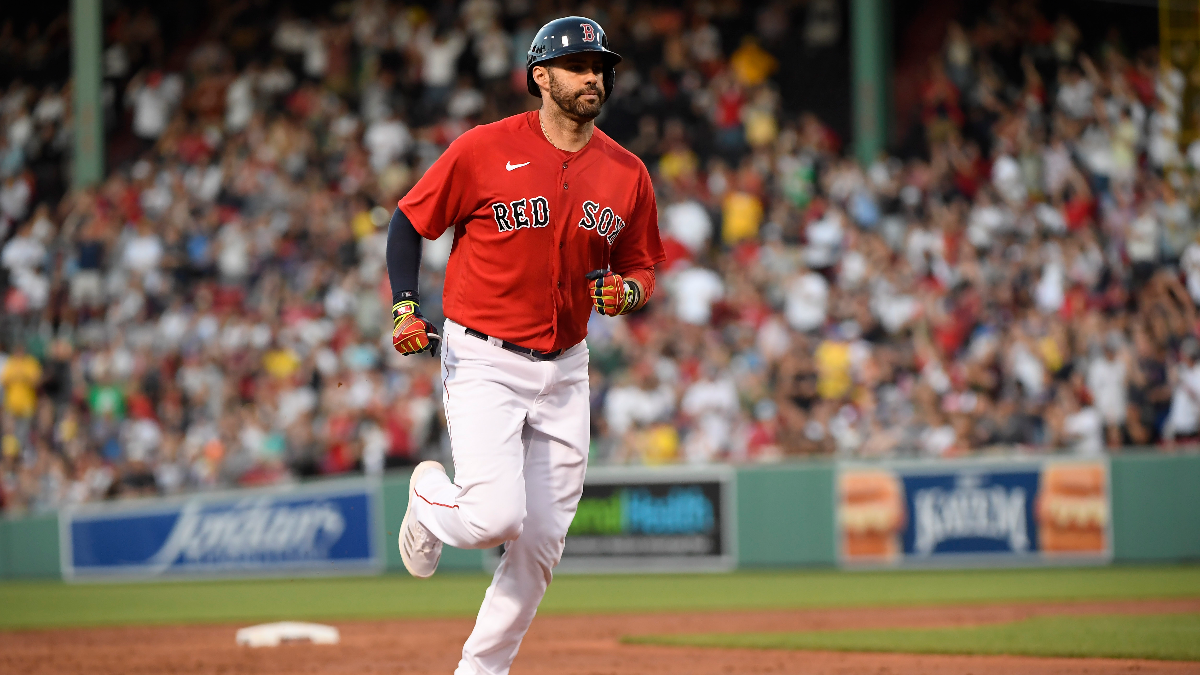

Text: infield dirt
xmin=3 ymin=599 xmax=1197 ymax=674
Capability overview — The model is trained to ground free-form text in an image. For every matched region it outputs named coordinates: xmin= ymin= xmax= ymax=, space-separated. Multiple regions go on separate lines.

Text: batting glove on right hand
xmin=586 ymin=269 xmax=641 ymax=316
xmin=392 ymin=300 xmax=441 ymax=357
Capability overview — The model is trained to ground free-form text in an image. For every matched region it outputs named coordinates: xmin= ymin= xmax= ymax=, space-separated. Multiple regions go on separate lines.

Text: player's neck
xmin=538 ymin=107 xmax=594 ymax=152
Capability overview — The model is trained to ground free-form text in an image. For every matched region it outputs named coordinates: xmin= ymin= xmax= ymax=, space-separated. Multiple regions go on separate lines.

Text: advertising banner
xmin=539 ymin=466 xmax=736 ymax=573
xmin=837 ymin=458 xmax=1111 ymax=567
xmin=61 ymin=478 xmax=381 ymax=580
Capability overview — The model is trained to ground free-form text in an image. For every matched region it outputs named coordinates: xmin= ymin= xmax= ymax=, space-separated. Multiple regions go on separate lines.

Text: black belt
xmin=464 ymin=328 xmax=565 ymax=361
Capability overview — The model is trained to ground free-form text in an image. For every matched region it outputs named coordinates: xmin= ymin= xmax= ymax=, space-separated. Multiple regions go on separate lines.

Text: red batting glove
xmin=392 ymin=301 xmax=441 ymax=357
xmin=586 ymin=269 xmax=642 ymax=316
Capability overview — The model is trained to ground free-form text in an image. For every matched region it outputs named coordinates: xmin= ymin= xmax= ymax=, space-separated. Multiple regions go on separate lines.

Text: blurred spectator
xmin=1165 ymin=338 xmax=1200 ymax=445
xmin=1 ymin=343 xmax=41 ymax=422
xmin=670 ymin=263 xmax=724 ymax=325
xmin=1057 ymin=386 xmax=1104 ymax=457
xmin=1087 ymin=332 xmax=1129 ymax=448
xmin=364 ymin=109 xmax=411 ymax=172
xmin=126 ymin=70 xmax=176 ymax=145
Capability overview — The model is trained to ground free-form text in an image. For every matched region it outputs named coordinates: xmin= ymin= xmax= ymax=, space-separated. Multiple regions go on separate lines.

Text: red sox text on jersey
xmin=489 ymin=197 xmax=626 ymax=246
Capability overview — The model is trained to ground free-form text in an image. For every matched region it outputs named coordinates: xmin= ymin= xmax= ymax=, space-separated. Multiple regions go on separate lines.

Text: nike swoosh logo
xmin=506 ymin=161 xmax=531 ymax=171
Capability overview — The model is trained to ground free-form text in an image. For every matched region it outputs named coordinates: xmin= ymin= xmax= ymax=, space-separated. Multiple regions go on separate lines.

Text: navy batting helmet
xmin=526 ymin=16 xmax=622 ymax=98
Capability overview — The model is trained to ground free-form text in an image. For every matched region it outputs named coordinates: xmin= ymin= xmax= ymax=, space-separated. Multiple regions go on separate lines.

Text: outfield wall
xmin=1111 ymin=454 xmax=1200 ymax=561
xmin=735 ymin=462 xmax=836 ymax=567
xmin=1 ymin=454 xmax=1197 ymax=580
xmin=0 ymin=514 xmax=59 ymax=579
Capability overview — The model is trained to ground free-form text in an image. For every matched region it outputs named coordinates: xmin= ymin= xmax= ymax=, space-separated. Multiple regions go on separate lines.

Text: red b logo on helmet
xmin=580 ymin=23 xmax=595 ymax=42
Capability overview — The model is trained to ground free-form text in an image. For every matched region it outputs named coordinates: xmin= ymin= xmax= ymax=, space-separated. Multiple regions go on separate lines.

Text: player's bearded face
xmin=547 ymin=66 xmax=605 ymax=121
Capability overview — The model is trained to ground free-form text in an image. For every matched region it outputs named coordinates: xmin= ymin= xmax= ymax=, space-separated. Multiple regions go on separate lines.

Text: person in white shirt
xmin=6 ymin=110 xmax=33 ymax=150
xmin=216 ymin=219 xmax=252 ymax=283
xmin=474 ymin=22 xmax=511 ymax=82
xmin=127 ymin=71 xmax=171 ymax=141
xmin=1181 ymin=237 xmax=1200 ymax=305
xmin=459 ymin=0 xmax=500 ymax=35
xmin=1086 ymin=332 xmax=1129 ymax=448
xmin=273 ymin=16 xmax=312 ymax=54
xmin=663 ymin=198 xmax=713 ymax=255
xmin=0 ymin=221 xmax=44 ymax=275
xmin=1165 ymin=338 xmax=1200 ymax=444
xmin=225 ymin=64 xmax=258 ymax=133
xmin=363 ymin=111 xmax=412 ymax=172
xmin=1035 ymin=242 xmax=1065 ymax=314
xmin=1042 ymin=136 xmax=1074 ymax=197
xmin=33 ymin=86 xmax=65 ymax=126
xmin=1058 ymin=386 xmax=1104 ymax=457
xmin=1008 ymin=325 xmax=1047 ymax=400
xmin=670 ymin=262 xmax=724 ymax=325
xmin=991 ymin=151 xmax=1027 ymax=206
xmin=1056 ymin=65 xmax=1094 ymax=120
xmin=419 ymin=27 xmax=466 ymax=108
xmin=905 ymin=222 xmax=945 ymax=276
xmin=258 ymin=57 xmax=297 ymax=99
xmin=919 ymin=411 xmax=957 ymax=458
xmin=0 ymin=175 xmax=31 ymax=226
xmin=680 ymin=367 xmax=740 ymax=463
xmin=303 ymin=27 xmax=329 ymax=79
xmin=123 ymin=415 xmax=163 ymax=464
xmin=604 ymin=364 xmax=676 ymax=438
xmin=445 ymin=76 xmax=485 ymax=120
xmin=122 ymin=219 xmax=164 ymax=275
xmin=1148 ymin=99 xmax=1183 ymax=170
xmin=1127 ymin=204 xmax=1160 ymax=277
xmin=804 ymin=207 xmax=844 ymax=270
xmin=785 ymin=267 xmax=828 ymax=333
xmin=1 ymin=220 xmax=49 ymax=309
xmin=966 ymin=189 xmax=1011 ymax=249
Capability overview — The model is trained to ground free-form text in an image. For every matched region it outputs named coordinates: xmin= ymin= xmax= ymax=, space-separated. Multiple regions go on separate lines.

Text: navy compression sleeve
xmin=386 ymin=207 xmax=423 ymax=305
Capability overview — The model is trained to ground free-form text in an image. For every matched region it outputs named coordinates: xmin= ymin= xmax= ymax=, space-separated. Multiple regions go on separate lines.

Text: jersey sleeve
xmin=610 ymin=164 xmax=666 ymax=275
xmin=398 ymin=133 xmax=478 ymax=240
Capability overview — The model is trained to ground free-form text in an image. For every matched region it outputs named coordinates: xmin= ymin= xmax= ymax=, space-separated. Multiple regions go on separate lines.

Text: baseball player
xmin=385 ymin=16 xmax=664 ymax=675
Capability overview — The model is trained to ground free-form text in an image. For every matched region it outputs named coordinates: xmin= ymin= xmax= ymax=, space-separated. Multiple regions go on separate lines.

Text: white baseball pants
xmin=410 ymin=318 xmax=590 ymax=675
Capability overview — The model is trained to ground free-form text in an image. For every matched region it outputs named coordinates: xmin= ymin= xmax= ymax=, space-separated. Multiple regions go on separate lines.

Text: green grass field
xmin=0 ymin=565 xmax=1198 ymax=631
xmin=627 ymin=613 xmax=1200 ymax=662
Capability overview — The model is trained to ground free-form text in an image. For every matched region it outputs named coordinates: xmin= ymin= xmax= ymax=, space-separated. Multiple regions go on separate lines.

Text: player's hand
xmin=586 ymin=269 xmax=641 ymax=316
xmin=392 ymin=301 xmax=441 ymax=357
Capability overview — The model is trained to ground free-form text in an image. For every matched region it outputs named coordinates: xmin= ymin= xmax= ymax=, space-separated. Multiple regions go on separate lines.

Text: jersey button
xmin=557 ymin=281 xmax=562 ymax=288
xmin=562 ymin=162 xmax=568 ymax=169
xmin=563 ymin=183 xmax=568 ymax=189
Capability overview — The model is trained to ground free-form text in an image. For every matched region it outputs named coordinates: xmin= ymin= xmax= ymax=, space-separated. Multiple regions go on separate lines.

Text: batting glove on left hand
xmin=393 ymin=300 xmax=441 ymax=357
xmin=586 ymin=269 xmax=642 ymax=316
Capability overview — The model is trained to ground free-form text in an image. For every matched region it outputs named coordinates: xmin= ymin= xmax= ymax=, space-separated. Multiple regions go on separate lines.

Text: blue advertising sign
xmin=901 ymin=469 xmax=1039 ymax=558
xmin=61 ymin=479 xmax=381 ymax=580
xmin=837 ymin=459 xmax=1111 ymax=567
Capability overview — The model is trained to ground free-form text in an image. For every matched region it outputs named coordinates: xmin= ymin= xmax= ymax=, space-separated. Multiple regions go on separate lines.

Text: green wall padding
xmin=1111 ymin=454 xmax=1200 ymax=562
xmin=736 ymin=463 xmax=836 ymax=567
xmin=0 ymin=520 xmax=8 ymax=578
xmin=1 ymin=514 xmax=61 ymax=579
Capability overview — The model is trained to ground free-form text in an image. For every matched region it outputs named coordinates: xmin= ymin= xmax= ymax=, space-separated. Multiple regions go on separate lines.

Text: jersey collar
xmin=528 ymin=109 xmax=598 ymax=157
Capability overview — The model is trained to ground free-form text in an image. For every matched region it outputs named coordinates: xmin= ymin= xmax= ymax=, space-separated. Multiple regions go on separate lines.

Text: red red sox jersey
xmin=399 ymin=110 xmax=665 ymax=352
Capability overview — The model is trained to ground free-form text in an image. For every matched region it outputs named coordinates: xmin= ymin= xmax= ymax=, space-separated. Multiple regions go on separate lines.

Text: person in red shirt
xmin=385 ymin=16 xmax=664 ymax=675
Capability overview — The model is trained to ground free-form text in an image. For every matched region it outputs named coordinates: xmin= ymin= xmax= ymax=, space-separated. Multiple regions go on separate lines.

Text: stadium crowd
xmin=1 ymin=0 xmax=1197 ymax=512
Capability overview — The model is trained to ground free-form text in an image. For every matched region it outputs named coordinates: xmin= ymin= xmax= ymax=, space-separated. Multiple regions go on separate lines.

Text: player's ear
xmin=533 ymin=65 xmax=550 ymax=93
